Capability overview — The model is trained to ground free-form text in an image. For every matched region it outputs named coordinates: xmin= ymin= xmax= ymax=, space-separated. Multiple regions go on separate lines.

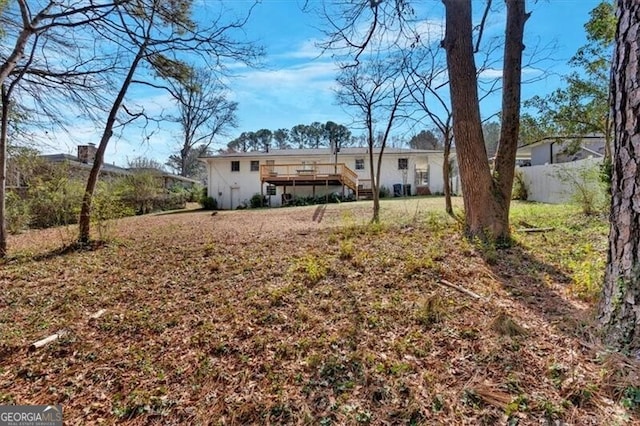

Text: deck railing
xmin=260 ymin=163 xmax=358 ymax=190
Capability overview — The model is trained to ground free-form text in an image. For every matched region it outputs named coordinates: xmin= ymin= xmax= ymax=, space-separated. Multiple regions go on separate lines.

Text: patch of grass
xmin=339 ymin=239 xmax=354 ymax=260
xmin=414 ymin=294 xmax=446 ymax=327
xmin=622 ymin=386 xmax=640 ymax=410
xmin=491 ymin=312 xmax=527 ymax=337
xmin=505 ymin=394 xmax=529 ymax=416
xmin=404 ymin=253 xmax=436 ymax=278
xmin=568 ymin=243 xmax=605 ymax=301
xmin=547 ymin=363 xmax=568 ymax=388
xmin=536 ymin=398 xmax=564 ymax=419
xmin=291 ymin=254 xmax=328 ymax=284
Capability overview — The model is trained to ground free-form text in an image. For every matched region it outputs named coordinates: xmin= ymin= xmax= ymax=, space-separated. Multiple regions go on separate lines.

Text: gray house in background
xmin=516 ymin=135 xmax=606 ymax=166
xmin=10 ymin=143 xmax=198 ymax=191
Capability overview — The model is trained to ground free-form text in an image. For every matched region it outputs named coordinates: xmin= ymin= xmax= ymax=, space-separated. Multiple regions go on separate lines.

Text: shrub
xmin=115 ymin=171 xmax=161 ymax=214
xmin=379 ymin=186 xmax=391 ymax=198
xmin=512 ymin=171 xmax=528 ymax=200
xmin=555 ymin=163 xmax=607 ymax=215
xmin=6 ymin=191 xmax=30 ymax=234
xmin=91 ymin=182 xmax=135 ymax=240
xmin=169 ymin=183 xmax=204 ymax=203
xmin=200 ymin=196 xmax=217 ymax=210
xmin=27 ymin=174 xmax=84 ymax=228
xmin=250 ymin=193 xmax=267 ymax=208
xmin=188 ymin=184 xmax=205 ymax=202
xmin=154 ymin=192 xmax=187 ymax=211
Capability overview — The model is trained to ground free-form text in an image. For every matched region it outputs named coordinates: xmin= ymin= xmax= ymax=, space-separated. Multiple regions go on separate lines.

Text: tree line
xmin=221 ymin=122 xmax=479 ymax=153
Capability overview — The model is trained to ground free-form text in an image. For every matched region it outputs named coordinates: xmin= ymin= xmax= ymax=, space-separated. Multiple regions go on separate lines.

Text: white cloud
xmin=239 ymin=61 xmax=338 ymax=91
xmin=276 ymin=39 xmax=326 ymax=60
xmin=478 ymin=67 xmax=543 ymax=80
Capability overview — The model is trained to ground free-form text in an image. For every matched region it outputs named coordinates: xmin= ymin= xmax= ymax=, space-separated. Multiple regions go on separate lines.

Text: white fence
xmin=516 ymin=157 xmax=603 ymax=204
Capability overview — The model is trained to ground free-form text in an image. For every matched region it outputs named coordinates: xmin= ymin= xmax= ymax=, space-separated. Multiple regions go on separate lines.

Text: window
xmin=355 ymin=158 xmax=365 ymax=170
xmin=398 ymin=158 xmax=408 ymax=170
xmin=250 ymin=160 xmax=260 ymax=172
xmin=231 ymin=161 xmax=240 ymax=172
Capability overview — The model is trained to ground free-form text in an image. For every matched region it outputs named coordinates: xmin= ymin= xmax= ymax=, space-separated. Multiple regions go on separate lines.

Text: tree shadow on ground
xmin=3 ymin=240 xmax=108 ymax=265
xmin=312 ymin=205 xmax=327 ymax=223
xmin=486 ymin=241 xmax=596 ymax=342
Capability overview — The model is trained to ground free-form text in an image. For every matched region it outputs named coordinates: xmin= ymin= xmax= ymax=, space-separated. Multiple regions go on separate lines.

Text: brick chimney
xmin=77 ymin=143 xmax=97 ymax=163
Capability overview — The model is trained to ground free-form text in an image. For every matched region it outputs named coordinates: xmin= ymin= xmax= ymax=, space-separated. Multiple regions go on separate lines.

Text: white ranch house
xmin=201 ymin=147 xmax=446 ymax=209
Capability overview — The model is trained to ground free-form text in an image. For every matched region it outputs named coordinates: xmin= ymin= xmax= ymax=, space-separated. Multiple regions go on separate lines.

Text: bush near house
xmin=5 ymin=191 xmax=30 ymax=233
xmin=282 ymin=193 xmax=354 ymax=207
xmin=250 ymin=193 xmax=267 ymax=208
xmin=6 ymin=167 xmax=189 ymax=234
xmin=200 ymin=196 xmax=218 ymax=210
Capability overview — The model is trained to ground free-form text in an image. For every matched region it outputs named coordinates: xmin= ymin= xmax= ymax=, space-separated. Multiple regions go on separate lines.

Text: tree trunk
xmin=443 ymin=129 xmax=453 ymax=216
xmin=493 ymin=0 xmax=528 ymax=228
xmin=442 ymin=0 xmax=527 ymax=244
xmin=442 ymin=0 xmax=503 ymax=241
xmin=368 ymin=128 xmax=380 ymax=223
xmin=598 ymin=0 xmax=640 ymax=356
xmin=78 ymin=45 xmax=146 ymax=244
xmin=180 ymin=144 xmax=189 ymax=177
xmin=0 ymin=85 xmax=8 ymax=257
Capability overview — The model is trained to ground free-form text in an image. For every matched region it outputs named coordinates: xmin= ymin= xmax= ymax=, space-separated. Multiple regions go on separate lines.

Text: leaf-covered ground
xmin=1 ymin=198 xmax=638 ymax=425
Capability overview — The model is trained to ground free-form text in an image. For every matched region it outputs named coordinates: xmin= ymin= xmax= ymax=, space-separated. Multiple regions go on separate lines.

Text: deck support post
xmin=325 ymin=179 xmax=329 ymax=203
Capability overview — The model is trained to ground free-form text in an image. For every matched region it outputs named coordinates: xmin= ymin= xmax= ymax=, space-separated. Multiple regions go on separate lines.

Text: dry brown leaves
xmin=0 ymin=202 xmax=638 ymax=425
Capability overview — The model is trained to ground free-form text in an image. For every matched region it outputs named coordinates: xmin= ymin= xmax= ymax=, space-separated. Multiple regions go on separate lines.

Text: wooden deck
xmin=260 ymin=163 xmax=359 ymax=193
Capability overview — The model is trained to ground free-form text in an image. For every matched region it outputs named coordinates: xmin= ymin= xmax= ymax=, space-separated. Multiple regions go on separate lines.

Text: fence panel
xmin=517 ymin=158 xmax=603 ymax=204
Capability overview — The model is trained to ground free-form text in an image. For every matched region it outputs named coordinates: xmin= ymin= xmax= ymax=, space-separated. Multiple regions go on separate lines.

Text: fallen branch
xmin=517 ymin=227 xmax=554 ymax=233
xmin=438 ymin=279 xmax=484 ymax=300
xmin=29 ymin=330 xmax=68 ymax=351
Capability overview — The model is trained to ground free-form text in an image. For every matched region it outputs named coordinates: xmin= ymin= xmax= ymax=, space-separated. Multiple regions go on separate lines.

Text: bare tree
xmin=323 ymin=0 xmax=530 ymax=242
xmin=0 ymin=0 xmax=121 ymax=257
xmin=77 ymin=0 xmax=260 ymax=244
xmin=406 ymin=47 xmax=456 ymax=215
xmin=336 ymin=52 xmax=412 ymax=223
xmin=128 ymin=156 xmax=165 ymax=171
xmin=598 ymin=0 xmax=640 ymax=355
xmin=167 ymin=69 xmax=237 ymax=177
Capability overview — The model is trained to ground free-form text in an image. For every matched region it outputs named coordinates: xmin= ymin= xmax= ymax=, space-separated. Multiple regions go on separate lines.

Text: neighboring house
xmin=42 ymin=144 xmax=199 ymax=189
xmin=40 ymin=144 xmax=132 ymax=178
xmin=10 ymin=143 xmax=198 ymax=191
xmin=516 ymin=135 xmax=606 ymax=166
xmin=131 ymin=167 xmax=200 ymax=190
xmin=201 ymin=147 xmax=446 ymax=209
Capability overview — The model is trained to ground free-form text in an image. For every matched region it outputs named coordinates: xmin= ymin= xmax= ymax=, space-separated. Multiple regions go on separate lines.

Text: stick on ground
xmin=438 ymin=279 xmax=484 ymax=300
xmin=29 ymin=330 xmax=68 ymax=351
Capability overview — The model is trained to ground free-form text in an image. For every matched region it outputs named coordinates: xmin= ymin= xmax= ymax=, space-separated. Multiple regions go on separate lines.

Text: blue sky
xmin=37 ymin=0 xmax=605 ymax=169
